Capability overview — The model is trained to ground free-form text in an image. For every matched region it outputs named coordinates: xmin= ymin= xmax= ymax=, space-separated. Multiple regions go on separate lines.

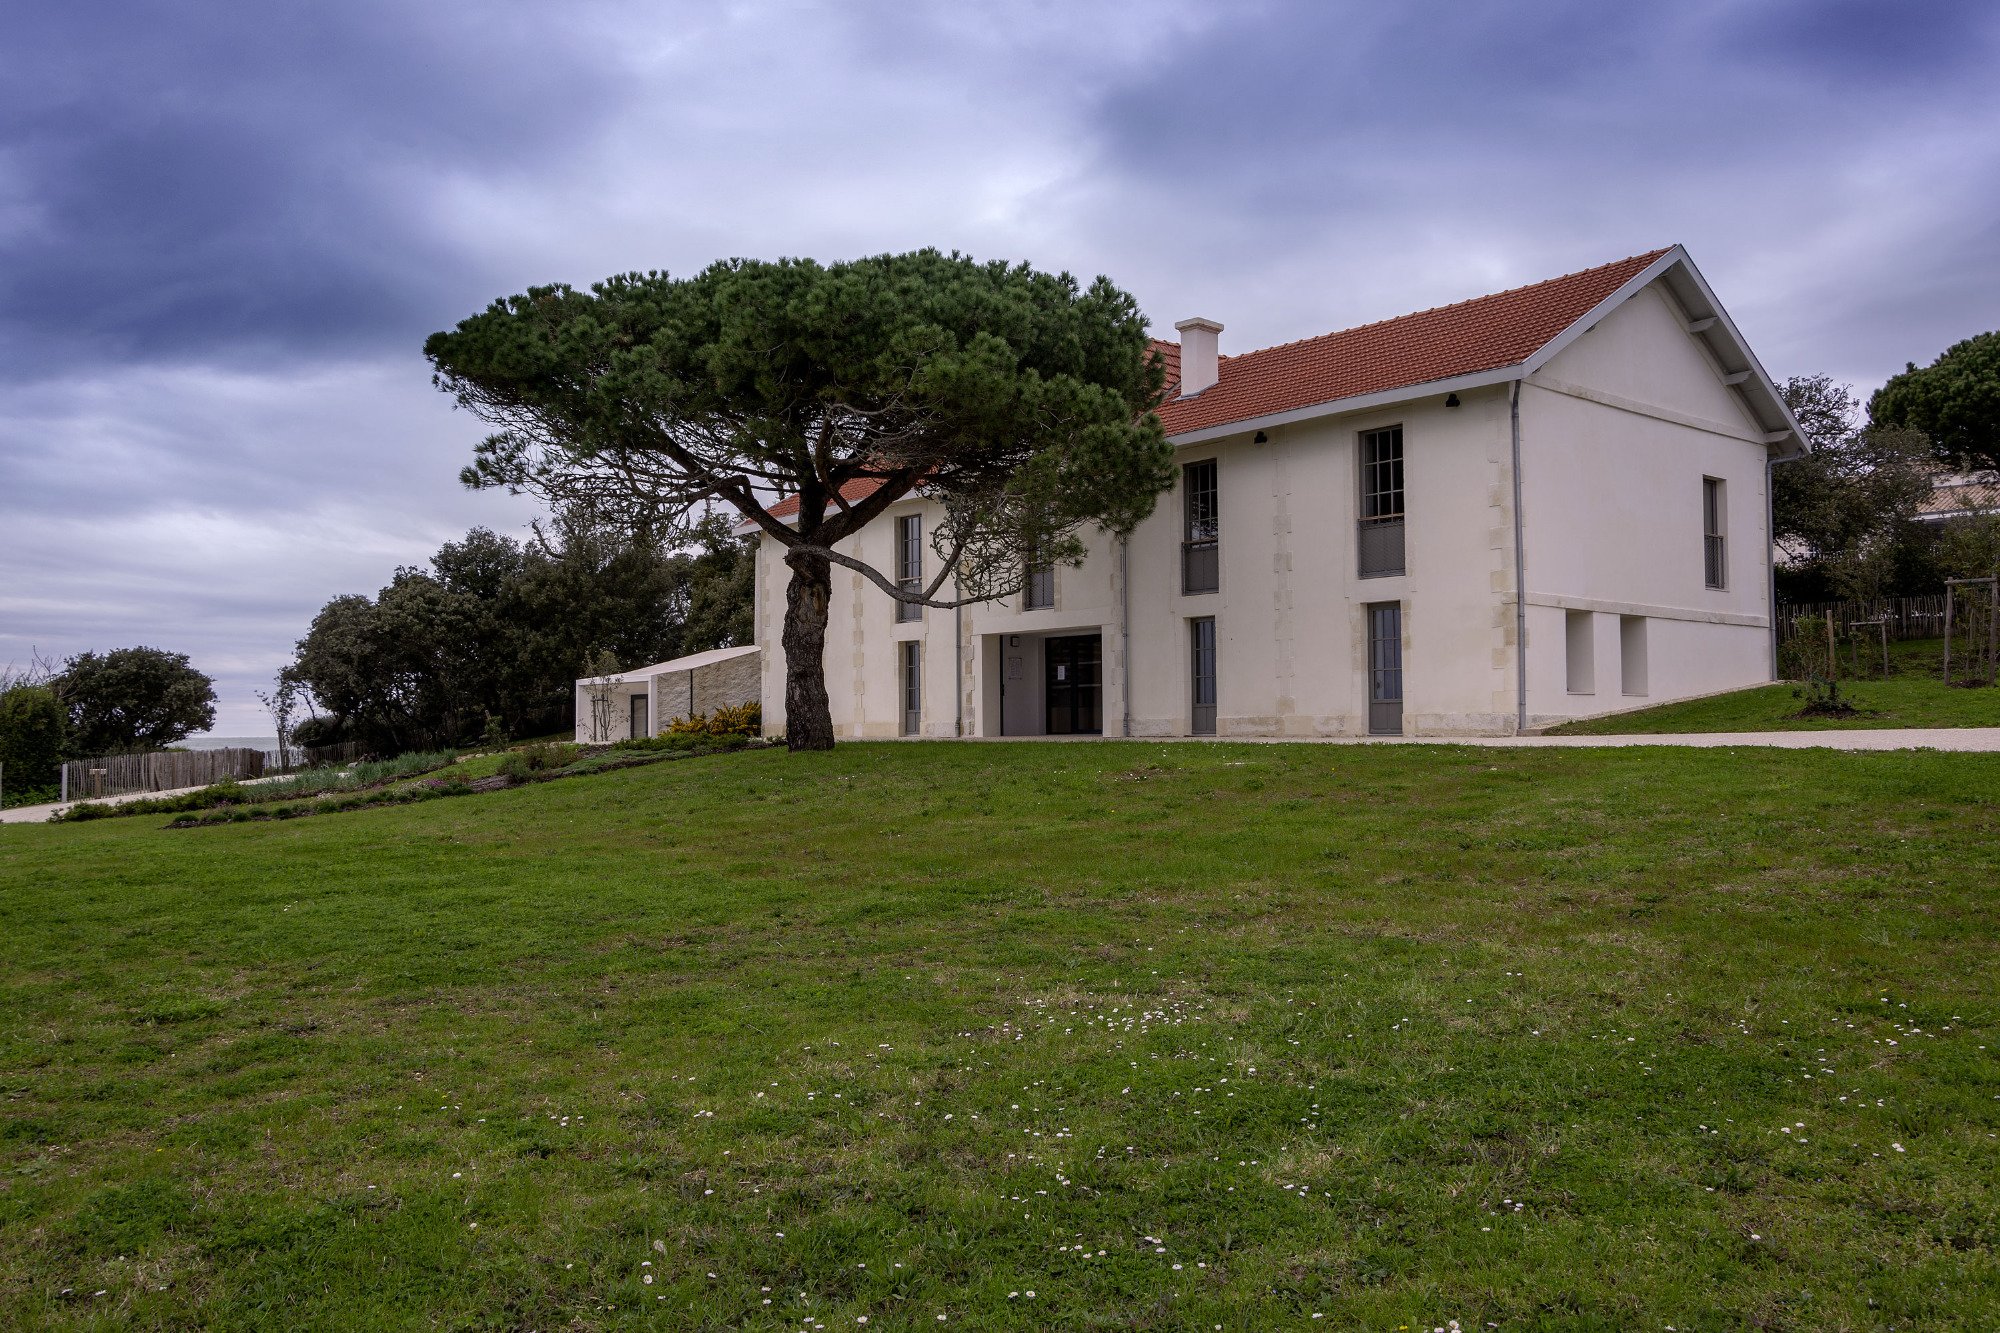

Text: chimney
xmin=1174 ymin=317 xmax=1223 ymax=397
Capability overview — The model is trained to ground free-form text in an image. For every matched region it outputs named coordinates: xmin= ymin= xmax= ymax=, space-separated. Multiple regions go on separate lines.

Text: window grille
xmin=1359 ymin=426 xmax=1406 ymax=577
xmin=896 ymin=514 xmax=922 ymax=621
xmin=1024 ymin=545 xmax=1054 ymax=609
xmin=1182 ymin=459 xmax=1219 ymax=594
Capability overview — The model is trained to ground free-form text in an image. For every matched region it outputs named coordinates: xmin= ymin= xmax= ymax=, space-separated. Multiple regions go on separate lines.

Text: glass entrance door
xmin=629 ymin=692 xmax=650 ymax=740
xmin=1367 ymin=603 xmax=1403 ymax=735
xmin=1044 ymin=634 xmax=1102 ymax=735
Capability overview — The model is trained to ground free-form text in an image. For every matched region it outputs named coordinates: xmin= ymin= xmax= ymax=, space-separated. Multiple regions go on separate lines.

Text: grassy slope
xmin=1551 ymin=637 xmax=2000 ymax=734
xmin=2 ymin=742 xmax=1998 ymax=1330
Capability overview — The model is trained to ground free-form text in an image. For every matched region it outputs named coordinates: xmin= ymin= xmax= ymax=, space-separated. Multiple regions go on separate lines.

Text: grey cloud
xmin=0 ymin=1 xmax=637 ymax=379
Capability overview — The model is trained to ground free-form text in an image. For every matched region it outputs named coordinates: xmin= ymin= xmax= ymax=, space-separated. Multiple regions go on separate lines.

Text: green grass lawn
xmin=1551 ymin=636 xmax=2000 ymax=734
xmin=3 ymin=741 xmax=1998 ymax=1329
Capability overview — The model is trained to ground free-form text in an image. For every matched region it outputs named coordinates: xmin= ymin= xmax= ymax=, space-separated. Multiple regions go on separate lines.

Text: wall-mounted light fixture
xmin=1252 ymin=430 xmax=1269 ymax=444
xmin=1444 ymin=393 xmax=1461 ymax=408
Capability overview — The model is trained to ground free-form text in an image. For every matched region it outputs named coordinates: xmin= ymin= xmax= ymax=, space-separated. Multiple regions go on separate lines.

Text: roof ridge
xmin=1215 ymin=247 xmax=1675 ymax=364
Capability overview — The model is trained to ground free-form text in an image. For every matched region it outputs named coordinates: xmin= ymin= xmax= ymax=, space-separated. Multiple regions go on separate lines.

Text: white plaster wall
xmin=756 ymin=390 xmax=1520 ymax=738
xmin=572 ymin=684 xmax=651 ymax=742
xmin=1119 ymin=387 xmax=1518 ymax=736
xmin=1521 ymin=281 xmax=1777 ymax=722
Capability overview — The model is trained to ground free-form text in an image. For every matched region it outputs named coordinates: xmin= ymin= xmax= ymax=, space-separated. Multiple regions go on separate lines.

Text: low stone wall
xmin=651 ymin=649 xmax=762 ymax=727
xmin=694 ymin=650 xmax=762 ymax=717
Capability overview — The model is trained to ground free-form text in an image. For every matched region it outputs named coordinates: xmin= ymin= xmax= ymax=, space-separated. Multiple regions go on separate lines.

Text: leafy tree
xmin=1774 ymin=375 xmax=1937 ymax=601
xmin=0 ymin=684 xmax=67 ymax=804
xmin=425 ymin=249 xmax=1173 ymax=750
xmin=286 ymin=518 xmax=750 ymax=753
xmin=677 ymin=515 xmax=756 ymax=653
xmin=1870 ymin=331 xmax=2000 ymax=471
xmin=57 ymin=647 xmax=216 ymax=755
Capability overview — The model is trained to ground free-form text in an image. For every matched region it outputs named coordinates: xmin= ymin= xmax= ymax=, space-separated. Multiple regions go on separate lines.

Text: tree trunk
xmin=782 ymin=549 xmax=836 ymax=751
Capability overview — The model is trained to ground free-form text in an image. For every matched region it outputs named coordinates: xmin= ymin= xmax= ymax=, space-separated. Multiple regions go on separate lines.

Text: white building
xmin=746 ymin=246 xmax=1807 ymax=739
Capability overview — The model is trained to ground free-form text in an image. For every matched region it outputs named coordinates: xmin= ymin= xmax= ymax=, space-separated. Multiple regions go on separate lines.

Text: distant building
xmin=1916 ymin=472 xmax=2000 ymax=525
xmin=745 ymin=245 xmax=1807 ymax=738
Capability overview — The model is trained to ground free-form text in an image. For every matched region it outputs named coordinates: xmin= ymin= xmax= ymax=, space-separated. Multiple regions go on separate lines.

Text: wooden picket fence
xmin=1775 ymin=595 xmax=1949 ymax=643
xmin=61 ymin=748 xmax=267 ymax=802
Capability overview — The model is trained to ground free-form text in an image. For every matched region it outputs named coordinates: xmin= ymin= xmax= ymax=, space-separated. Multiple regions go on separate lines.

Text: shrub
xmin=0 ymin=684 xmax=68 ymax=802
xmin=665 ymin=703 xmax=761 ymax=738
xmin=497 ymin=741 xmax=577 ymax=781
xmin=1782 ymin=615 xmax=1853 ymax=715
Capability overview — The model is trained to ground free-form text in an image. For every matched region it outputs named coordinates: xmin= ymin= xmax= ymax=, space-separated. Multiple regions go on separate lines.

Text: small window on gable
xmin=1702 ymin=478 xmax=1726 ymax=590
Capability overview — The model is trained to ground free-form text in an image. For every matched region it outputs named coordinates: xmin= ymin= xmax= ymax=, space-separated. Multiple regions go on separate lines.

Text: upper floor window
xmin=1024 ymin=546 xmax=1055 ymax=609
xmin=1358 ymin=425 xmax=1406 ymax=577
xmin=1702 ymin=477 xmax=1726 ymax=589
xmin=895 ymin=513 xmax=923 ymax=622
xmin=1182 ymin=459 xmax=1219 ymax=594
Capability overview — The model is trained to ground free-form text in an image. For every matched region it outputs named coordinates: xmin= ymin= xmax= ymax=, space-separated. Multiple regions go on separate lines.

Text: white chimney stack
xmin=1174 ymin=317 xmax=1223 ymax=397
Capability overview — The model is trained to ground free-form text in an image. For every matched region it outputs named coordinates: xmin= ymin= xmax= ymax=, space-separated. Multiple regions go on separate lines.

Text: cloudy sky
xmin=3 ymin=0 xmax=1997 ymax=733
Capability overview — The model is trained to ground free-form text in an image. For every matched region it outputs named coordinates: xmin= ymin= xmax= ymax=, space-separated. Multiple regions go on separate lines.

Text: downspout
xmin=1510 ymin=379 xmax=1529 ymax=734
xmin=1120 ymin=534 xmax=1133 ymax=738
xmin=954 ymin=573 xmax=964 ymax=737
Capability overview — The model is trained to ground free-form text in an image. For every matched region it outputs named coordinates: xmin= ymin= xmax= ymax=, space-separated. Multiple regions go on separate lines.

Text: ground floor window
xmin=629 ymin=692 xmax=649 ymax=740
xmin=900 ymin=641 xmax=921 ymax=736
xmin=1367 ymin=602 xmax=1403 ymax=735
xmin=1190 ymin=617 xmax=1216 ymax=735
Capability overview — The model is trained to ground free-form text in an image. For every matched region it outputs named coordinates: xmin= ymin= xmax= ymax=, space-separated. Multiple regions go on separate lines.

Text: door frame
xmin=1043 ymin=633 xmax=1103 ymax=736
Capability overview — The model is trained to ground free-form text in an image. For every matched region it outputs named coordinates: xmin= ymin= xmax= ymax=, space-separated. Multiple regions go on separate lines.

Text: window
xmin=1358 ymin=426 xmax=1405 ymax=577
xmin=1190 ymin=617 xmax=1217 ymax=735
xmin=895 ymin=513 xmax=922 ymax=622
xmin=1367 ymin=602 xmax=1403 ymax=735
xmin=1182 ymin=459 xmax=1219 ymax=594
xmin=1620 ymin=616 xmax=1649 ymax=696
xmin=1565 ymin=610 xmax=1595 ymax=695
xmin=629 ymin=692 xmax=649 ymax=740
xmin=899 ymin=640 xmax=921 ymax=736
xmin=1702 ymin=478 xmax=1726 ymax=589
xmin=1024 ymin=545 xmax=1054 ymax=610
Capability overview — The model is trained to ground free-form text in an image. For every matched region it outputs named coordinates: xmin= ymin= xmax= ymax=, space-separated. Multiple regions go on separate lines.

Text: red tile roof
xmin=763 ymin=476 xmax=889 ymax=521
xmin=749 ymin=249 xmax=1674 ymax=529
xmin=1149 ymin=338 xmax=1181 ymax=398
xmin=1153 ymin=249 xmax=1671 ymax=436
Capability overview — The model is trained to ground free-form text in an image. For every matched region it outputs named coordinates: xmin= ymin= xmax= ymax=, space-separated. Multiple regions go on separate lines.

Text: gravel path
xmin=0 ymin=782 xmax=224 ymax=825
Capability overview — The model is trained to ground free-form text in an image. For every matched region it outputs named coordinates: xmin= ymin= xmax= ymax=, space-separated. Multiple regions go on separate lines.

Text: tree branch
xmin=788 ymin=544 xmax=1019 ymax=609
